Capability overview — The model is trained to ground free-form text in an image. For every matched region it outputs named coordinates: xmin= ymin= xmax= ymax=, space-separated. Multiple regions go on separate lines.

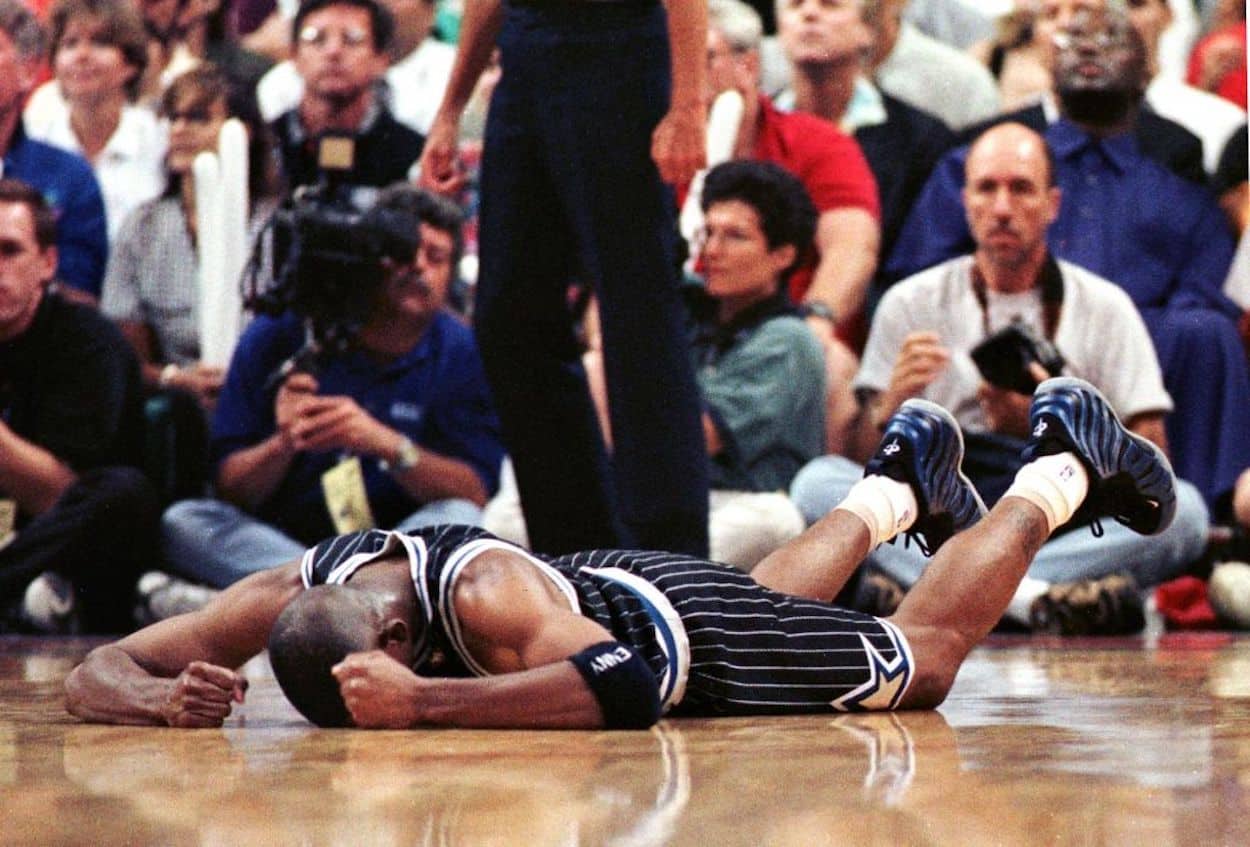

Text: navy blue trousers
xmin=1144 ymin=307 xmax=1250 ymax=512
xmin=474 ymin=2 xmax=709 ymax=555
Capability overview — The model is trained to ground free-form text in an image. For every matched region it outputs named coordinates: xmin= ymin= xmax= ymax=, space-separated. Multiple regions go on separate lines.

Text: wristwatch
xmin=798 ymin=301 xmax=838 ymax=326
xmin=381 ymin=436 xmax=422 ymax=473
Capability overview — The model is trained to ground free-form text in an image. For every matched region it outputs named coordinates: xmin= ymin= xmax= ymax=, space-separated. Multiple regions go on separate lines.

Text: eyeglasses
xmin=297 ymin=24 xmax=371 ymax=49
xmin=1050 ymin=28 xmax=1121 ymax=50
xmin=706 ymin=43 xmax=752 ymax=64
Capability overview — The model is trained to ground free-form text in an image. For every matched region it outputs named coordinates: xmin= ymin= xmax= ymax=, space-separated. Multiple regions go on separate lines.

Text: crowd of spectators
xmin=0 ymin=0 xmax=1245 ymax=637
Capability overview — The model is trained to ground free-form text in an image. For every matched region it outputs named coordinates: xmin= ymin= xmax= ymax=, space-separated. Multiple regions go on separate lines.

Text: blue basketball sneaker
xmin=1022 ymin=377 xmax=1176 ymax=535
xmin=865 ymin=399 xmax=987 ymax=556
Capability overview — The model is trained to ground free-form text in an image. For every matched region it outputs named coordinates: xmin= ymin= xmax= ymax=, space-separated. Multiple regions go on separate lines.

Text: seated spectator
xmin=271 ymin=0 xmax=425 ymax=190
xmin=774 ymin=0 xmax=956 ymax=294
xmin=791 ymin=124 xmax=1207 ymax=635
xmin=957 ymin=0 xmax=1209 ymax=184
xmin=1128 ymin=0 xmax=1245 ymax=176
xmin=258 ymin=0 xmax=452 ymax=137
xmin=160 ymin=184 xmax=504 ymax=591
xmin=24 ymin=0 xmax=166 ymax=242
xmin=871 ymin=0 xmax=1002 ymax=131
xmin=0 ymin=179 xmax=158 ymax=634
xmin=0 ymin=0 xmax=107 ymax=300
xmin=701 ymin=0 xmax=879 ymax=449
xmin=889 ymin=6 xmax=1248 ymax=511
xmin=1186 ymin=0 xmax=1245 ymax=109
xmin=702 ymin=0 xmax=880 ymax=328
xmin=101 ymin=64 xmax=278 ymax=412
xmin=487 ymin=161 xmax=825 ymax=572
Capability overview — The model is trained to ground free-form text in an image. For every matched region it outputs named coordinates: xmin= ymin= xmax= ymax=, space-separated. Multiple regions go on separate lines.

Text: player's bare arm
xmin=807 ymin=208 xmax=879 ymax=327
xmin=65 ymin=563 xmax=304 ymax=727
xmin=334 ymin=549 xmax=661 ymax=730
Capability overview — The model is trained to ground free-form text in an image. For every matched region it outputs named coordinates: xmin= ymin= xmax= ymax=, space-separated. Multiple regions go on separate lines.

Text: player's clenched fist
xmin=332 ymin=650 xmax=426 ymax=729
xmin=162 ymin=661 xmax=248 ymax=728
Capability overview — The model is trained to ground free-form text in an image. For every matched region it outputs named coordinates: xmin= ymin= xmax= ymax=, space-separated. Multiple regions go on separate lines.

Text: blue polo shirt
xmin=211 ymin=309 xmax=504 ymax=544
xmin=5 ymin=124 xmax=108 ymax=297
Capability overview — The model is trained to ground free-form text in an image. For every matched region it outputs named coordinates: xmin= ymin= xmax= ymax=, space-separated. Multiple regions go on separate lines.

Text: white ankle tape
xmin=1003 ymin=451 xmax=1090 ymax=533
xmin=835 ymin=475 xmax=919 ymax=549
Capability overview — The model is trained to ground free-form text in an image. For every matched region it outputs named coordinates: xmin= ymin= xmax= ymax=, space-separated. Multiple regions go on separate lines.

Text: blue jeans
xmin=790 ymin=455 xmax=1209 ymax=589
xmin=473 ymin=1 xmax=708 ymax=556
xmin=161 ymin=498 xmax=485 ymax=588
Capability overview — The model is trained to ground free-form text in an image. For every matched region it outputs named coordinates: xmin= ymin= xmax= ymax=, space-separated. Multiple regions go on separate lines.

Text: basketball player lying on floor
xmin=65 ymin=378 xmax=1176 ymax=729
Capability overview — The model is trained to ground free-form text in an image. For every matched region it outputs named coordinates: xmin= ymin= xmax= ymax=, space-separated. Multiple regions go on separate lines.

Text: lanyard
xmin=969 ymin=253 xmax=1065 ymax=340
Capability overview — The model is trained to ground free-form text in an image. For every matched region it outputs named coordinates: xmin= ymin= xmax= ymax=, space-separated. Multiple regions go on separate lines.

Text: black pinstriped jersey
xmin=301 ymin=525 xmax=914 ymax=714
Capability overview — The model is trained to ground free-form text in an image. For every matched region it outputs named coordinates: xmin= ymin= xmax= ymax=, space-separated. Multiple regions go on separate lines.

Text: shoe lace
xmin=1088 ymin=517 xmax=1104 ymax=539
xmin=899 ymin=531 xmax=932 ymax=557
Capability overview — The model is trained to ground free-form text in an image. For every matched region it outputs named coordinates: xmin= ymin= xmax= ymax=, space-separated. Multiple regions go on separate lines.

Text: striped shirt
xmin=302 ymin=525 xmax=914 ymax=715
xmin=100 ymin=196 xmax=275 ymax=366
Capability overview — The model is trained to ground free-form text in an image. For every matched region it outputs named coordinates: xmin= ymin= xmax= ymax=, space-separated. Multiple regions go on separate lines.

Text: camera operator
xmin=789 ymin=123 xmax=1207 ymax=635
xmin=159 ymin=184 xmax=504 ymax=591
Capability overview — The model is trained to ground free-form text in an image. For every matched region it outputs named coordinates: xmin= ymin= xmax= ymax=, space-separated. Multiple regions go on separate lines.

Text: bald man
xmin=791 ymin=122 xmax=1208 ymax=636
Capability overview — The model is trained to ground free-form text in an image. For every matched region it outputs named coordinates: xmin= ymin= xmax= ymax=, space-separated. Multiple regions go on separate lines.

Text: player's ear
xmin=379 ymin=618 xmax=411 ymax=649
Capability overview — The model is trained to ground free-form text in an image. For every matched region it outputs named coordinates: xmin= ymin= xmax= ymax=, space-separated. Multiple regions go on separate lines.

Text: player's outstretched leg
xmin=887 ymin=378 xmax=1178 ymax=709
xmin=863 ymin=399 xmax=988 ymax=556
xmin=1021 ymin=376 xmax=1177 ymax=536
xmin=753 ymin=399 xmax=984 ymax=600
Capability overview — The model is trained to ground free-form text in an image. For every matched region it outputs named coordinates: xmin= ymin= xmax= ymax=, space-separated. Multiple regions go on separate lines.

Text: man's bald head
xmin=967 ymin=122 xmax=1057 ymax=188
xmin=963 ymin=123 xmax=1062 ymax=279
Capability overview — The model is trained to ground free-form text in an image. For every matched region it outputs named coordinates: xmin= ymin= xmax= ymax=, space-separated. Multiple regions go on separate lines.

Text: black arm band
xmin=567 ymin=641 xmax=662 ymax=729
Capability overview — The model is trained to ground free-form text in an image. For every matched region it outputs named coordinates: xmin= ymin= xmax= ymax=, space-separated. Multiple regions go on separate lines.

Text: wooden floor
xmin=3 ymin=633 xmax=1250 ymax=846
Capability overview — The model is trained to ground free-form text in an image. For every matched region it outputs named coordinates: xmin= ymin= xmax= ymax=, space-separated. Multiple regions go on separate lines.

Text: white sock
xmin=1005 ymin=577 xmax=1051 ymax=625
xmin=835 ymin=475 xmax=919 ymax=549
xmin=1002 ymin=451 xmax=1090 ymax=534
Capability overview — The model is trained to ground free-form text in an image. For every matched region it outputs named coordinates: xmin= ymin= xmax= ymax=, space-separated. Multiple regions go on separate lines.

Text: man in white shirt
xmin=791 ymin=122 xmax=1208 ymax=635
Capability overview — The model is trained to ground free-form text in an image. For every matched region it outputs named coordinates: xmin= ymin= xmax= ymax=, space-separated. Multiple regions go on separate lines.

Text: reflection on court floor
xmin=2 ymin=634 xmax=1249 ymax=846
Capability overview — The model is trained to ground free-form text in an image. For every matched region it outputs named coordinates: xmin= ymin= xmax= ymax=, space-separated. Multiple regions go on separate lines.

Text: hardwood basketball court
xmin=3 ymin=632 xmax=1249 ymax=845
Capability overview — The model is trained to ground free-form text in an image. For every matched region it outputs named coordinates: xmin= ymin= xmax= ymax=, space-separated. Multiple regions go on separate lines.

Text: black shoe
xmin=865 ymin=398 xmax=987 ymax=555
xmin=1029 ymin=573 xmax=1145 ymax=636
xmin=1023 ymin=377 xmax=1177 ymax=535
